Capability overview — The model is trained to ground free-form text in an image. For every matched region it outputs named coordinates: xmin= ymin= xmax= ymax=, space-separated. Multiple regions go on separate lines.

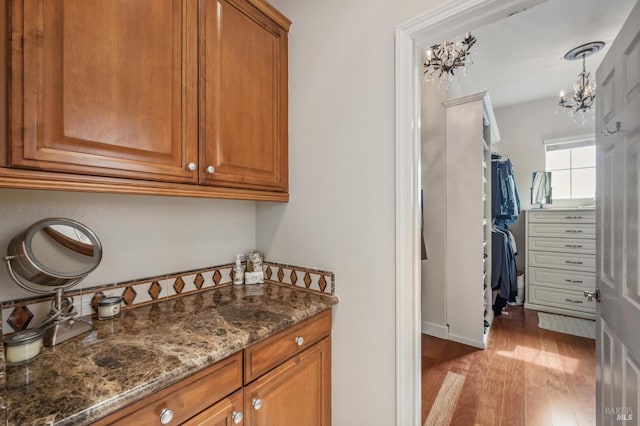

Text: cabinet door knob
xmin=160 ymin=408 xmax=175 ymax=424
xmin=252 ymin=398 xmax=263 ymax=410
xmin=206 ymin=165 xmax=215 ymax=174
xmin=232 ymin=411 xmax=244 ymax=424
xmin=186 ymin=162 xmax=197 ymax=171
xmin=295 ymin=336 xmax=304 ymax=346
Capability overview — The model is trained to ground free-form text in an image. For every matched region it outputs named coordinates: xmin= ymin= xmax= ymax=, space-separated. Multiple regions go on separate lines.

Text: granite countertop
xmin=4 ymin=283 xmax=337 ymax=426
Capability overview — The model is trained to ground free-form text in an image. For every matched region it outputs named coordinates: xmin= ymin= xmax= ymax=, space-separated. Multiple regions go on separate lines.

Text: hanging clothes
xmin=491 ymin=154 xmax=521 ymax=223
xmin=491 ymin=222 xmax=518 ymax=315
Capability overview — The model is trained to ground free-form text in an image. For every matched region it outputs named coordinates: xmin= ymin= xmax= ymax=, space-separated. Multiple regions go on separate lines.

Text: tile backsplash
xmin=2 ymin=260 xmax=335 ymax=335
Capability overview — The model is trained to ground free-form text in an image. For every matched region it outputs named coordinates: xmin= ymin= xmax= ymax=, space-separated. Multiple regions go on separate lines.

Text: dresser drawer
xmin=528 ymin=285 xmax=595 ymax=313
xmin=528 ymin=237 xmax=596 ymax=254
xmin=244 ymin=309 xmax=331 ymax=384
xmin=528 ymin=223 xmax=595 ymax=239
xmin=527 ymin=267 xmax=595 ymax=290
xmin=101 ymin=353 xmax=243 ymax=426
xmin=528 ymin=252 xmax=595 ymax=273
xmin=528 ymin=210 xmax=595 ymax=224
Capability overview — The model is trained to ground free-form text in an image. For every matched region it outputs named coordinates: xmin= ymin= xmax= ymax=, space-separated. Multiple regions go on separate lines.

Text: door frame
xmin=394 ymin=1 xmax=548 ymax=424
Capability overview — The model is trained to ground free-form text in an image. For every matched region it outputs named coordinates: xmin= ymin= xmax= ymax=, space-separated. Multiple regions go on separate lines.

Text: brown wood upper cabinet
xmin=6 ymin=0 xmax=290 ymax=198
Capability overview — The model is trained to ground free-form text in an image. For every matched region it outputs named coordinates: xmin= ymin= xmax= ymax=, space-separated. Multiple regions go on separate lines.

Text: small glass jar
xmin=4 ymin=329 xmax=44 ymax=365
xmin=97 ymin=296 xmax=122 ymax=320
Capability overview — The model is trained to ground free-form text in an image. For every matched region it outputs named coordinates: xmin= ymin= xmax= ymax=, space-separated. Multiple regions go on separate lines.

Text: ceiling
xmin=443 ymin=0 xmax=637 ymax=109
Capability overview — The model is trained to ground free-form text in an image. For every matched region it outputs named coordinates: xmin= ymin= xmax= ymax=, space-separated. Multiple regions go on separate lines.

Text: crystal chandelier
xmin=423 ymin=32 xmax=477 ymax=88
xmin=557 ymin=41 xmax=604 ymax=124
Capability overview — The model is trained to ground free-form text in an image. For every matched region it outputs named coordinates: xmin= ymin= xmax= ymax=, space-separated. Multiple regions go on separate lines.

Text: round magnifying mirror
xmin=5 ymin=218 xmax=102 ymax=293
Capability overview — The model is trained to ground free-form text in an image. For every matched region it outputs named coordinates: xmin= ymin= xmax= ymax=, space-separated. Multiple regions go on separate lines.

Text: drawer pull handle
xmin=565 ymin=216 xmax=584 ymax=219
xmin=564 ymin=298 xmax=583 ymax=304
xmin=565 ymin=230 xmax=583 ymax=233
xmin=565 ymin=279 xmax=584 ymax=284
xmin=295 ymin=336 xmax=305 ymax=346
xmin=252 ymin=398 xmax=263 ymax=410
xmin=565 ymin=244 xmax=583 ymax=248
xmin=232 ymin=411 xmax=244 ymax=424
xmin=160 ymin=408 xmax=175 ymax=425
xmin=565 ymin=260 xmax=583 ymax=265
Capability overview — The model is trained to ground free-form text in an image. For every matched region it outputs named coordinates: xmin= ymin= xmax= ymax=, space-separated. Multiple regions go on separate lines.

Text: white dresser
xmin=525 ymin=209 xmax=596 ymax=319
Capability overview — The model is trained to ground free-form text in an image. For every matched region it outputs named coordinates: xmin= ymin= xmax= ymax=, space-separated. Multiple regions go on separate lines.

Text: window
xmin=544 ymin=136 xmax=595 ymax=200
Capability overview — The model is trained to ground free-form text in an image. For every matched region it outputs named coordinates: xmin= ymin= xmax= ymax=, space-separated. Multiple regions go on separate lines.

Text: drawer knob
xmin=232 ymin=411 xmax=244 ymax=424
xmin=160 ymin=408 xmax=175 ymax=424
xmin=295 ymin=336 xmax=304 ymax=346
xmin=252 ymin=398 xmax=263 ymax=410
xmin=186 ymin=162 xmax=197 ymax=171
xmin=206 ymin=165 xmax=215 ymax=174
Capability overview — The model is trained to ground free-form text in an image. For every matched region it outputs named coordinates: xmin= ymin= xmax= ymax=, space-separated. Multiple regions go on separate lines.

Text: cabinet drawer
xmin=244 ymin=310 xmax=331 ymax=384
xmin=528 ymin=210 xmax=595 ymax=224
xmin=528 ymin=285 xmax=595 ymax=313
xmin=99 ymin=353 xmax=242 ymax=426
xmin=528 ymin=252 xmax=595 ymax=273
xmin=528 ymin=237 xmax=595 ymax=254
xmin=528 ymin=223 xmax=595 ymax=239
xmin=527 ymin=267 xmax=595 ymax=290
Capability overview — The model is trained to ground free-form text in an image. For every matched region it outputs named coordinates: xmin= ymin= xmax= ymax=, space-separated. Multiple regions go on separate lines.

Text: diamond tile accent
xmin=174 ymin=277 xmax=185 ymax=294
xmin=290 ymin=270 xmax=298 ymax=285
xmin=318 ymin=275 xmax=328 ymax=292
xmin=277 ymin=268 xmax=285 ymax=282
xmin=7 ymin=306 xmax=34 ymax=332
xmin=148 ymin=281 xmax=162 ymax=300
xmin=265 ymin=266 xmax=273 ymax=280
xmin=122 ymin=286 xmax=137 ymax=306
xmin=213 ymin=270 xmax=222 ymax=285
xmin=194 ymin=273 xmax=205 ymax=289
xmin=91 ymin=292 xmax=106 ymax=313
xmin=304 ymin=273 xmax=312 ymax=288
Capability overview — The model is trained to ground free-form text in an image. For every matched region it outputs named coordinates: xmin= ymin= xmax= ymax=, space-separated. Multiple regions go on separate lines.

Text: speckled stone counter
xmin=4 ymin=283 xmax=337 ymax=425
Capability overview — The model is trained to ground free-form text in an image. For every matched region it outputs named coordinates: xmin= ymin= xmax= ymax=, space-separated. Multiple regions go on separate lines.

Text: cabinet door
xmin=200 ymin=0 xmax=289 ymax=191
xmin=184 ymin=390 xmax=244 ymax=426
xmin=10 ymin=0 xmax=199 ymax=183
xmin=244 ymin=338 xmax=331 ymax=426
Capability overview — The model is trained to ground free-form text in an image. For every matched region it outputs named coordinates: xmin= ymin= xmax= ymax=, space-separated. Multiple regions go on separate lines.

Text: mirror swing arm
xmin=3 ymin=218 xmax=103 ymax=347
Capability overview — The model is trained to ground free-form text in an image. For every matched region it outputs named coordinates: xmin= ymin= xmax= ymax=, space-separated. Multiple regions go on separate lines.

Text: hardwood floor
xmin=421 ymin=306 xmax=596 ymax=426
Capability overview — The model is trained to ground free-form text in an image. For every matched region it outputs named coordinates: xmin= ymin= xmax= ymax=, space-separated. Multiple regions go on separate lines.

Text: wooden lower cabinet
xmin=183 ymin=390 xmax=244 ymax=426
xmin=94 ymin=312 xmax=331 ymax=426
xmin=244 ymin=338 xmax=331 ymax=426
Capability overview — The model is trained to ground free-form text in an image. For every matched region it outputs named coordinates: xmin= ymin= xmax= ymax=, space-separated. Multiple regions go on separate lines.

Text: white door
xmin=595 ymin=1 xmax=640 ymax=424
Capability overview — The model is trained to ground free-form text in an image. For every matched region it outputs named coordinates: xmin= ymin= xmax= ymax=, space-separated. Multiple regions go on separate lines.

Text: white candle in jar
xmin=97 ymin=296 xmax=122 ymax=320
xmin=4 ymin=329 xmax=44 ymax=365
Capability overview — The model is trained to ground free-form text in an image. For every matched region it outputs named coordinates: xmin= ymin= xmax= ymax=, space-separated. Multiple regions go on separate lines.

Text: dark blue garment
xmin=491 ymin=155 xmax=521 ymax=223
xmin=491 ymin=225 xmax=517 ymax=304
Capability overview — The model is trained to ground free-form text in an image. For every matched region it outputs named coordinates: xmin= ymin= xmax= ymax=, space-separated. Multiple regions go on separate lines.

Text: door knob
xmin=159 ymin=408 xmax=175 ymax=424
xmin=232 ymin=411 xmax=243 ymax=424
xmin=583 ymin=289 xmax=600 ymax=302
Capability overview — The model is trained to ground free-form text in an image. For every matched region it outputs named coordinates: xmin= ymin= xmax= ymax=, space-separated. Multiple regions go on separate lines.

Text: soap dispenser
xmin=233 ymin=254 xmax=244 ymax=285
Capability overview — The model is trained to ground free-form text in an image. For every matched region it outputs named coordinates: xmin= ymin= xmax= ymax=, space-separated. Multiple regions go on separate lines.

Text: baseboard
xmin=448 ymin=333 xmax=486 ymax=350
xmin=421 ymin=321 xmax=448 ymax=339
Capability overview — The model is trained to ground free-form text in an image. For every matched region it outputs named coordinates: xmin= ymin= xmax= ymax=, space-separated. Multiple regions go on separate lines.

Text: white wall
xmin=420 ymin=82 xmax=448 ymax=335
xmin=495 ymin=96 xmax=595 ymax=268
xmin=0 ymin=189 xmax=256 ymax=302
xmin=256 ymin=0 xmax=445 ymax=424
